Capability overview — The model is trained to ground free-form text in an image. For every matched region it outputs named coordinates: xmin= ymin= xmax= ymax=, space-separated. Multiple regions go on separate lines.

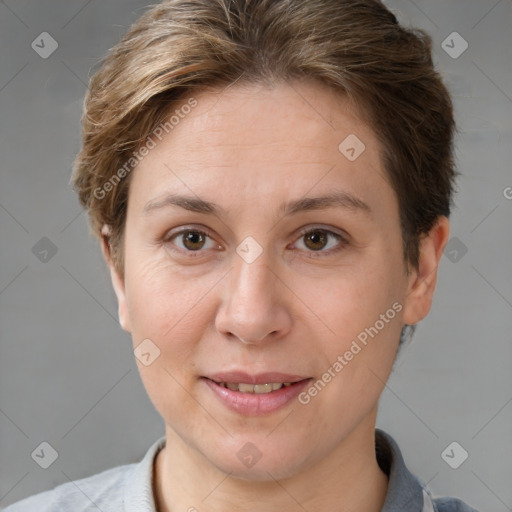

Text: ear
xmin=402 ymin=216 xmax=450 ymax=325
xmin=100 ymin=224 xmax=132 ymax=333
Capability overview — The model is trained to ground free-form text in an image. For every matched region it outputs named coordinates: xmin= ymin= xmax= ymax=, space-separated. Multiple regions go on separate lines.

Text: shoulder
xmin=375 ymin=428 xmax=480 ymax=512
xmin=2 ymin=463 xmax=135 ymax=512
xmin=2 ymin=436 xmax=165 ymax=512
xmin=433 ymin=495 xmax=481 ymax=512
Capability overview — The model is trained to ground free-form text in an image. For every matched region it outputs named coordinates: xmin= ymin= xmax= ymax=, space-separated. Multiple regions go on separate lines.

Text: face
xmin=105 ymin=79 xmax=447 ymax=480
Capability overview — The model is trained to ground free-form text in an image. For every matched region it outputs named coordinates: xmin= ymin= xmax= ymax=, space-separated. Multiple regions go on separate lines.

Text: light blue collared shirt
xmin=2 ymin=429 xmax=479 ymax=511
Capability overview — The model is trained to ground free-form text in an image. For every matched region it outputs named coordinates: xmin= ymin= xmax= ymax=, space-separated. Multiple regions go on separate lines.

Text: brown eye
xmin=165 ymin=228 xmax=218 ymax=255
xmin=181 ymin=230 xmax=207 ymax=251
xmin=303 ymin=230 xmax=329 ymax=251
xmin=294 ymin=227 xmax=348 ymax=256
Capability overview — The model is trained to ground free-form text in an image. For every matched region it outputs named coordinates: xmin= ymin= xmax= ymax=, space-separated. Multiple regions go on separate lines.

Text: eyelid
xmin=295 ymin=224 xmax=348 ymax=241
xmin=163 ymin=224 xmax=215 ymax=242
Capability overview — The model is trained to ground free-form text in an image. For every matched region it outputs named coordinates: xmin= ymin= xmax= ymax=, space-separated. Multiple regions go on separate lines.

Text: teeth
xmin=238 ymin=383 xmax=256 ymax=393
xmin=218 ymin=382 xmax=293 ymax=393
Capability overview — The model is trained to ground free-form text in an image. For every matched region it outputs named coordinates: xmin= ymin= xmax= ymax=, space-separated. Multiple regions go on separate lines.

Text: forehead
xmin=128 ymin=79 xmax=397 ymax=222
xmin=162 ymin=80 xmax=375 ymax=159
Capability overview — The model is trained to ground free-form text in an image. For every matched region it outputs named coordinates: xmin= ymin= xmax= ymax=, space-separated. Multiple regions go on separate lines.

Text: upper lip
xmin=205 ymin=371 xmax=311 ymax=385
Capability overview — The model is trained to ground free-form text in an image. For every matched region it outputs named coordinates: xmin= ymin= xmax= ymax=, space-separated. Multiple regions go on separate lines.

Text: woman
xmin=4 ymin=0 xmax=479 ymax=511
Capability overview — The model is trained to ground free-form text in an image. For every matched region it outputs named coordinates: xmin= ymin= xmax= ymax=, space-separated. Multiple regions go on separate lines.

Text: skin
xmin=101 ymin=79 xmax=450 ymax=512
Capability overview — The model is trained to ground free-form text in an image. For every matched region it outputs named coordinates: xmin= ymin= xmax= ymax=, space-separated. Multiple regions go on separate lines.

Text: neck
xmin=154 ymin=418 xmax=388 ymax=512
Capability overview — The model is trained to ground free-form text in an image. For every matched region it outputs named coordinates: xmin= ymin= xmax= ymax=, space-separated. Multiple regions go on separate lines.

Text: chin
xmin=203 ymin=437 xmax=311 ymax=482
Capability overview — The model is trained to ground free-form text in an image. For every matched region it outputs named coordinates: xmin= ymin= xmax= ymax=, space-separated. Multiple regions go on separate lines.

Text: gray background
xmin=0 ymin=0 xmax=511 ymax=510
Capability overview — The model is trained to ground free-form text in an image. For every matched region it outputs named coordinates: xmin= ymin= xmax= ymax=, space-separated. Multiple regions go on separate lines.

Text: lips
xmin=202 ymin=371 xmax=312 ymax=415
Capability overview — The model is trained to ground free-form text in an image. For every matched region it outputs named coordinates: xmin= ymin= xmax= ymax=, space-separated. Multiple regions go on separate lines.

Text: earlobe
xmin=402 ymin=216 xmax=450 ymax=326
xmin=109 ymin=266 xmax=132 ymax=333
xmin=100 ymin=224 xmax=132 ymax=333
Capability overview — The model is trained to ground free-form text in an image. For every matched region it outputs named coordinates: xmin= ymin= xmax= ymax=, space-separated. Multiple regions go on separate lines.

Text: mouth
xmin=201 ymin=372 xmax=312 ymax=415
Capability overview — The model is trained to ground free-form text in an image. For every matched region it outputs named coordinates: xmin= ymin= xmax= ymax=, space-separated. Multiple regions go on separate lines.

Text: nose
xmin=215 ymin=252 xmax=292 ymax=346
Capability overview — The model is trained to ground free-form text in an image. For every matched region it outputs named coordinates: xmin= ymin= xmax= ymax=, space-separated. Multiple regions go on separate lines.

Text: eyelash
xmin=163 ymin=225 xmax=349 ymax=259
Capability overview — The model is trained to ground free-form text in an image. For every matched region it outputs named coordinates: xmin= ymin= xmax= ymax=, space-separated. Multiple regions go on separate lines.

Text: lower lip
xmin=202 ymin=378 xmax=312 ymax=416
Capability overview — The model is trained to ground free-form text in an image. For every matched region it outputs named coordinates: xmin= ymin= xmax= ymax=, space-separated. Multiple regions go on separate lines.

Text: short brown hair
xmin=72 ymin=0 xmax=458 ymax=345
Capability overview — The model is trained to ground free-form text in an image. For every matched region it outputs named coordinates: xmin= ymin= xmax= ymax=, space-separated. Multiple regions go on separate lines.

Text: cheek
xmin=302 ymin=251 xmax=405 ymax=401
xmin=124 ymin=256 xmax=213 ymax=421
xmin=124 ymin=254 xmax=210 ymax=338
xmin=306 ymin=258 xmax=401 ymax=338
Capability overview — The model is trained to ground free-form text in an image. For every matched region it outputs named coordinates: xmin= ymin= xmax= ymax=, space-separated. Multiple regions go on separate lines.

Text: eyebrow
xmin=143 ymin=190 xmax=372 ymax=218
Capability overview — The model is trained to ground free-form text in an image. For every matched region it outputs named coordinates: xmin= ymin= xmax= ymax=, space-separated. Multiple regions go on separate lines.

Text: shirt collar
xmin=123 ymin=436 xmax=165 ymax=512
xmin=375 ymin=428 xmax=434 ymax=512
xmin=123 ymin=430 xmax=433 ymax=512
